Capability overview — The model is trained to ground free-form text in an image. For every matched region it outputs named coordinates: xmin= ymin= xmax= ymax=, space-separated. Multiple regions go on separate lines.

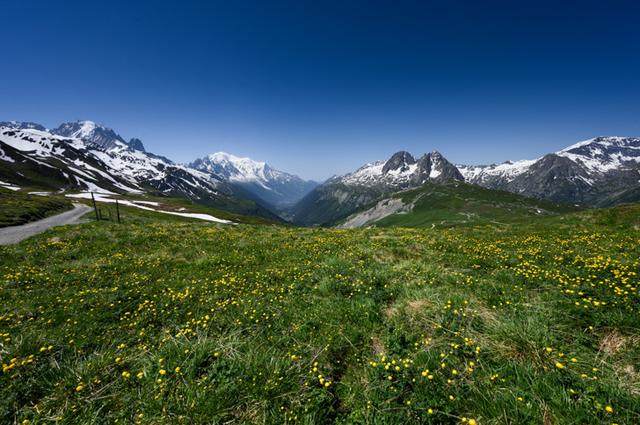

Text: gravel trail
xmin=0 ymin=203 xmax=92 ymax=245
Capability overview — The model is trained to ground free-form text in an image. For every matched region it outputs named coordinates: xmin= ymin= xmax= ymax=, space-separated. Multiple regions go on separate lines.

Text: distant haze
xmin=2 ymin=0 xmax=640 ymax=181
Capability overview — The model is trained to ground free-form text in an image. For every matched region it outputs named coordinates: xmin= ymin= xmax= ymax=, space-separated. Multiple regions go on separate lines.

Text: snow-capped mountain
xmin=0 ymin=121 xmax=47 ymax=131
xmin=190 ymin=152 xmax=318 ymax=209
xmin=338 ymin=150 xmax=463 ymax=187
xmin=289 ymin=150 xmax=462 ymax=226
xmin=53 ymin=120 xmax=145 ymax=152
xmin=0 ymin=122 xmax=279 ymax=219
xmin=458 ymin=136 xmax=640 ymax=206
xmin=0 ymin=125 xmax=216 ymax=195
xmin=557 ymin=136 xmax=640 ymax=173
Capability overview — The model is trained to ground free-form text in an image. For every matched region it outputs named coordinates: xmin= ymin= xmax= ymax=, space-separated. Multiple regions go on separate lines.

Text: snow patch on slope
xmin=0 ymin=146 xmax=14 ymax=162
xmin=0 ymin=180 xmax=20 ymax=191
xmin=341 ymin=161 xmax=385 ymax=185
xmin=66 ymin=192 xmax=233 ymax=224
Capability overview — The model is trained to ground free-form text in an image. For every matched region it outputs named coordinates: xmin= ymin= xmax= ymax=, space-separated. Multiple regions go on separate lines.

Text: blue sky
xmin=1 ymin=0 xmax=639 ymax=181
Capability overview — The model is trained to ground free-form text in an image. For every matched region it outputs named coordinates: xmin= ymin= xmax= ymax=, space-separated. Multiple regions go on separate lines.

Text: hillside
xmin=0 ymin=188 xmax=72 ymax=227
xmin=338 ymin=181 xmax=580 ymax=228
xmin=1 ymin=204 xmax=639 ymax=423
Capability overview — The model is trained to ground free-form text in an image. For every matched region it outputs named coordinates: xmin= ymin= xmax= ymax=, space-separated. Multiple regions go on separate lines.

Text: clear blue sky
xmin=2 ymin=0 xmax=639 ymax=181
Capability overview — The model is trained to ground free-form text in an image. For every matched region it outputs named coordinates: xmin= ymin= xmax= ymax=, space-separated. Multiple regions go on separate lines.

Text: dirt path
xmin=0 ymin=203 xmax=91 ymax=245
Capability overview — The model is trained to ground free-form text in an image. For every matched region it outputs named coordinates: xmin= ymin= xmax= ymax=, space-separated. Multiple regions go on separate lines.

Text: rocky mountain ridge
xmin=458 ymin=136 xmax=640 ymax=206
xmin=289 ymin=150 xmax=463 ymax=226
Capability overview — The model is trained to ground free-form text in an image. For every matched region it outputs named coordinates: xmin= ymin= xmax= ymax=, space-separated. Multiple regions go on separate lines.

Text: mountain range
xmin=290 ymin=136 xmax=640 ymax=226
xmin=1 ymin=119 xmax=639 ymax=225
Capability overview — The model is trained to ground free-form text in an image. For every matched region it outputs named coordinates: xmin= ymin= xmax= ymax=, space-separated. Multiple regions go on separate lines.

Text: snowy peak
xmin=52 ymin=120 xmax=145 ymax=152
xmin=190 ymin=152 xmax=318 ymax=208
xmin=52 ymin=120 xmax=127 ymax=150
xmin=559 ymin=136 xmax=640 ymax=153
xmin=0 ymin=121 xmax=47 ymax=131
xmin=201 ymin=151 xmax=270 ymax=183
xmin=340 ymin=150 xmax=462 ymax=187
xmin=427 ymin=150 xmax=463 ymax=180
xmin=382 ymin=151 xmax=416 ymax=174
xmin=556 ymin=136 xmax=640 ymax=173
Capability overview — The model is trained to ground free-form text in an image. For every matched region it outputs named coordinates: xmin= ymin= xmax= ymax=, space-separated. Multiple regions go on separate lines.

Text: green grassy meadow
xmin=0 ymin=202 xmax=639 ymax=424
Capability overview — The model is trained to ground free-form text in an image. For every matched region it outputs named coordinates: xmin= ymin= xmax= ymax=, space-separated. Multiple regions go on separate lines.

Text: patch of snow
xmin=132 ymin=200 xmax=160 ymax=206
xmin=0 ymin=146 xmax=15 ymax=162
xmin=65 ymin=192 xmax=233 ymax=224
xmin=0 ymin=180 xmax=20 ymax=191
xmin=161 ymin=211 xmax=232 ymax=223
xmin=72 ymin=178 xmax=117 ymax=194
xmin=68 ymin=166 xmax=97 ymax=181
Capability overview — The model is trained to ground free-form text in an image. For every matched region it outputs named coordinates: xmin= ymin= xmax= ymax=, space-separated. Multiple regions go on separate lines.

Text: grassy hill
xmin=0 ymin=204 xmax=639 ymax=423
xmin=340 ymin=181 xmax=581 ymax=228
xmin=0 ymin=188 xmax=72 ymax=227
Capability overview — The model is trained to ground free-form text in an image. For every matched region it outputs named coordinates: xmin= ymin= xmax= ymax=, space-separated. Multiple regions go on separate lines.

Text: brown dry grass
xmin=599 ymin=329 xmax=638 ymax=356
xmin=406 ymin=299 xmax=431 ymax=313
xmin=370 ymin=336 xmax=386 ymax=356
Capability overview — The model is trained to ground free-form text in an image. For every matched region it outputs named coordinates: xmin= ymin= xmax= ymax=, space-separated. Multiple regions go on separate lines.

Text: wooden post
xmin=91 ymin=192 xmax=99 ymax=221
xmin=116 ymin=199 xmax=121 ymax=223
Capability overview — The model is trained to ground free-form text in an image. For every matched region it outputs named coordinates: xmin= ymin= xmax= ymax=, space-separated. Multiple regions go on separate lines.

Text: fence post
xmin=91 ymin=192 xmax=99 ymax=221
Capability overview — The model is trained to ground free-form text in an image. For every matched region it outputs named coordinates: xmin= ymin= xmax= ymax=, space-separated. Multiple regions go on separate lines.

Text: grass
xmin=0 ymin=188 xmax=72 ymax=227
xmin=365 ymin=181 xmax=581 ymax=228
xmin=0 ymin=202 xmax=639 ymax=424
